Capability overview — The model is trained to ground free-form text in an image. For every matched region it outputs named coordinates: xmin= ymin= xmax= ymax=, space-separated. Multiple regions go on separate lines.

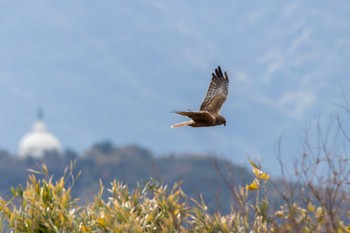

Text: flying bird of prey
xmin=171 ymin=66 xmax=229 ymax=128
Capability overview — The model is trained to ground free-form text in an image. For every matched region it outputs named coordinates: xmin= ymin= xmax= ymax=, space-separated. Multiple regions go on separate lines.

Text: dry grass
xmin=0 ymin=159 xmax=349 ymax=233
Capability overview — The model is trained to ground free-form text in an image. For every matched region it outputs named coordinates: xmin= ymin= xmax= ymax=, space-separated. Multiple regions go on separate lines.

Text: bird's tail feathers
xmin=170 ymin=120 xmax=193 ymax=128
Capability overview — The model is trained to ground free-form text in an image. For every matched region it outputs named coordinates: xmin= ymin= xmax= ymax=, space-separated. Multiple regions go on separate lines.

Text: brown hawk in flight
xmin=171 ymin=66 xmax=229 ymax=128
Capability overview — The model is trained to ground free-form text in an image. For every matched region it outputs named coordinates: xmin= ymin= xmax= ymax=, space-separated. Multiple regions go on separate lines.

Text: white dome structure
xmin=18 ymin=110 xmax=62 ymax=158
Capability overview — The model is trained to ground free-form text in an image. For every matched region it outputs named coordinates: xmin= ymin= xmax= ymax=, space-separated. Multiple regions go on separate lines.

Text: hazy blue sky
xmin=1 ymin=1 xmax=349 ymax=174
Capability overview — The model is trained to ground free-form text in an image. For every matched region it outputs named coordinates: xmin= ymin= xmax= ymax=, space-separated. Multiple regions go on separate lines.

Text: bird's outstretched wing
xmin=174 ymin=111 xmax=215 ymax=122
xmin=199 ymin=66 xmax=229 ymax=113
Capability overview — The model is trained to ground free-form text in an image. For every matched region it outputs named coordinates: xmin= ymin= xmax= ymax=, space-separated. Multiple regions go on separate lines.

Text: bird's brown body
xmin=171 ymin=66 xmax=229 ymax=128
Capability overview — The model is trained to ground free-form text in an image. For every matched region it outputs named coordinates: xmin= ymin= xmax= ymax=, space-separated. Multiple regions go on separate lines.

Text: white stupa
xmin=18 ymin=109 xmax=62 ymax=158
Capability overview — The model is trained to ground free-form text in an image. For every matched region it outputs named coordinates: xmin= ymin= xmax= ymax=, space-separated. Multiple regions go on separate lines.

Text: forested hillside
xmin=0 ymin=142 xmax=254 ymax=214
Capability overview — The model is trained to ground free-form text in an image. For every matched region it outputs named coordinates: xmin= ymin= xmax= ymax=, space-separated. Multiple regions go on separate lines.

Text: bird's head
xmin=216 ymin=115 xmax=227 ymax=126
